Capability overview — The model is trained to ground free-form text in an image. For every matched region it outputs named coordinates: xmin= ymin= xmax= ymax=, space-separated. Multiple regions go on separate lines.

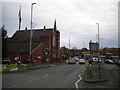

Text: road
xmin=2 ymin=62 xmax=120 ymax=88
xmin=3 ymin=62 xmax=85 ymax=88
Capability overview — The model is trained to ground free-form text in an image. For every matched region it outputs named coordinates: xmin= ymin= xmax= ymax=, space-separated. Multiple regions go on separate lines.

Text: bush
xmin=2 ymin=64 xmax=18 ymax=72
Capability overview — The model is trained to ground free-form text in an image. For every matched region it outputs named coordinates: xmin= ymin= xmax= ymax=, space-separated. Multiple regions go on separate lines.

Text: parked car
xmin=68 ymin=59 xmax=76 ymax=64
xmin=2 ymin=58 xmax=11 ymax=64
xmin=104 ymin=59 xmax=114 ymax=64
xmin=117 ymin=60 xmax=120 ymax=66
xmin=74 ymin=57 xmax=79 ymax=62
xmin=115 ymin=60 xmax=120 ymax=66
xmin=79 ymin=59 xmax=85 ymax=64
xmin=92 ymin=57 xmax=102 ymax=63
xmin=92 ymin=57 xmax=98 ymax=62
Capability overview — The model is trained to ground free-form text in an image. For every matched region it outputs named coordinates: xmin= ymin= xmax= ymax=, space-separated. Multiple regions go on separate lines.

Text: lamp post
xmin=96 ymin=23 xmax=100 ymax=70
xmin=29 ymin=3 xmax=36 ymax=63
xmin=69 ymin=37 xmax=70 ymax=59
xmin=96 ymin=23 xmax=100 ymax=45
xmin=101 ymin=38 xmax=103 ymax=49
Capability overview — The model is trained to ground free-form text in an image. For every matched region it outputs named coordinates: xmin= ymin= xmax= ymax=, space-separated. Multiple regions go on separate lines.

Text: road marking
xmin=27 ymin=74 xmax=49 ymax=84
xmin=3 ymin=74 xmax=16 ymax=78
xmin=75 ymin=67 xmax=85 ymax=89
xmin=75 ymin=74 xmax=82 ymax=89
xmin=32 ymin=74 xmax=48 ymax=80
xmin=27 ymin=80 xmax=32 ymax=84
xmin=9 ymin=85 xmax=17 ymax=88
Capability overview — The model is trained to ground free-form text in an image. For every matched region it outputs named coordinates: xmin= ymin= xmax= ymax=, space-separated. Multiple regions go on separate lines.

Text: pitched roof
xmin=7 ymin=43 xmax=40 ymax=53
xmin=8 ymin=29 xmax=54 ymax=42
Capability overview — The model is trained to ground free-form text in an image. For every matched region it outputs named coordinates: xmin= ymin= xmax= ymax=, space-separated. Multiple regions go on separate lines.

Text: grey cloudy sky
xmin=0 ymin=0 xmax=119 ymax=49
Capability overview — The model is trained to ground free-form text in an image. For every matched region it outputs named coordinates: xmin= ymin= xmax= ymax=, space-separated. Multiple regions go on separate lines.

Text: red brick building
xmin=7 ymin=20 xmax=60 ymax=64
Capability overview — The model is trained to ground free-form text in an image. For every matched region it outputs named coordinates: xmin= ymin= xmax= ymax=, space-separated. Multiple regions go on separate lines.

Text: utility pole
xmin=29 ymin=3 xmax=36 ymax=64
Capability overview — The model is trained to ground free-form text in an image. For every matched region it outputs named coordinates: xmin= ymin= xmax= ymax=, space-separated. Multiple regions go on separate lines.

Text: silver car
xmin=79 ymin=59 xmax=85 ymax=64
xmin=68 ymin=58 xmax=76 ymax=64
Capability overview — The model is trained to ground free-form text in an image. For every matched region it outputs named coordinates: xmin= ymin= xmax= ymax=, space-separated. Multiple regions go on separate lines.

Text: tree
xmin=2 ymin=25 xmax=8 ymax=59
xmin=72 ymin=47 xmax=77 ymax=50
xmin=60 ymin=46 xmax=69 ymax=59
xmin=71 ymin=47 xmax=79 ymax=57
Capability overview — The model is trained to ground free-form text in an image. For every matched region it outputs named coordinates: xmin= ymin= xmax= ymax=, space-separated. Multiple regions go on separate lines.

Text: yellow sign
xmin=82 ymin=51 xmax=90 ymax=54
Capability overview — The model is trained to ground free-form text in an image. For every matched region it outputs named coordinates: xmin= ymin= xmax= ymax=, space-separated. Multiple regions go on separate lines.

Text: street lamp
xmin=29 ymin=3 xmax=36 ymax=63
xmin=96 ymin=23 xmax=100 ymax=70
xmin=96 ymin=23 xmax=100 ymax=45
xmin=69 ymin=37 xmax=70 ymax=59
xmin=101 ymin=38 xmax=103 ymax=49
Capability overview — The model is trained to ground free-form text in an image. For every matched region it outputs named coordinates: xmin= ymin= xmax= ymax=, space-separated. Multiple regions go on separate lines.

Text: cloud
xmin=1 ymin=0 xmax=119 ymax=49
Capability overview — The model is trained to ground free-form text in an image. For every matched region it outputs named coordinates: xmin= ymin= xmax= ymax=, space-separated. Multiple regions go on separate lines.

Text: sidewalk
xmin=3 ymin=62 xmax=66 ymax=73
xmin=19 ymin=63 xmax=52 ymax=70
xmin=83 ymin=62 xmax=108 ymax=83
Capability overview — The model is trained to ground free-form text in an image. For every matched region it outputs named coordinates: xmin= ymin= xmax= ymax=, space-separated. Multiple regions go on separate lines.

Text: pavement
xmin=83 ymin=62 xmax=108 ymax=82
xmin=3 ymin=62 xmax=66 ymax=73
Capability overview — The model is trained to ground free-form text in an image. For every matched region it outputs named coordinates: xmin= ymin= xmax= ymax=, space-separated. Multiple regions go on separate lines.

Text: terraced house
xmin=7 ymin=20 xmax=60 ymax=64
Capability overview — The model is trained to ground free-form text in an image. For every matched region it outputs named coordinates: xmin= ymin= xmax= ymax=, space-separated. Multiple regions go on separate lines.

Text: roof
xmin=7 ymin=43 xmax=40 ymax=53
xmin=8 ymin=29 xmax=54 ymax=42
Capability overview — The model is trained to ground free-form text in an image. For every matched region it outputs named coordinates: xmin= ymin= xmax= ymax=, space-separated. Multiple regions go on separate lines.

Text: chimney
xmin=25 ymin=27 xmax=27 ymax=30
xmin=43 ymin=26 xmax=46 ymax=31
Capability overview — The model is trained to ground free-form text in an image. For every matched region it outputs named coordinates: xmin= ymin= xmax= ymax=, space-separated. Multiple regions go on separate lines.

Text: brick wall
xmin=32 ymin=43 xmax=43 ymax=64
xmin=8 ymin=53 xmax=29 ymax=64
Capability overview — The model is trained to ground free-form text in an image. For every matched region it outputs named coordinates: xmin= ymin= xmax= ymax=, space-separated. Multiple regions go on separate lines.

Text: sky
xmin=0 ymin=0 xmax=119 ymax=49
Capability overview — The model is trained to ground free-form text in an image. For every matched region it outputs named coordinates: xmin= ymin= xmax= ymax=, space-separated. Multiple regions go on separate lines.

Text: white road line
xmin=3 ymin=74 xmax=16 ymax=78
xmin=34 ymin=74 xmax=48 ymax=80
xmin=27 ymin=80 xmax=32 ymax=84
xmin=9 ymin=85 xmax=17 ymax=88
xmin=75 ymin=67 xmax=85 ymax=89
xmin=75 ymin=74 xmax=82 ymax=89
xmin=27 ymin=74 xmax=49 ymax=84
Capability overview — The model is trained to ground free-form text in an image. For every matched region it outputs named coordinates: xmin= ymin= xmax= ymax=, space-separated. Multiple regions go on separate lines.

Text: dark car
xmin=104 ymin=59 xmax=114 ymax=64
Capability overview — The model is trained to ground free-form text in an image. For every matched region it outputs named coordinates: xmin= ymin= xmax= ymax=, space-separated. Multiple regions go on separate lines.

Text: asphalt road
xmin=3 ymin=62 xmax=86 ymax=88
xmin=2 ymin=62 xmax=120 ymax=88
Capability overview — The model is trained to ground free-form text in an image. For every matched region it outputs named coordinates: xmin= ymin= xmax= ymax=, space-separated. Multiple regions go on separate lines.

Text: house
xmin=101 ymin=48 xmax=119 ymax=59
xmin=7 ymin=20 xmax=60 ymax=64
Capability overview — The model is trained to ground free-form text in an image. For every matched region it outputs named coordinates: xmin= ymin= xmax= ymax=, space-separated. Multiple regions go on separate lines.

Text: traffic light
xmin=45 ymin=48 xmax=49 ymax=55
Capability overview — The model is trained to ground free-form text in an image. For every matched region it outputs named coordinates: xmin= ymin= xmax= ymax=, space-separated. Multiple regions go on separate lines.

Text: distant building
xmin=7 ymin=20 xmax=60 ymax=64
xmin=101 ymin=48 xmax=119 ymax=59
xmin=80 ymin=48 xmax=90 ymax=59
xmin=89 ymin=40 xmax=99 ymax=57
